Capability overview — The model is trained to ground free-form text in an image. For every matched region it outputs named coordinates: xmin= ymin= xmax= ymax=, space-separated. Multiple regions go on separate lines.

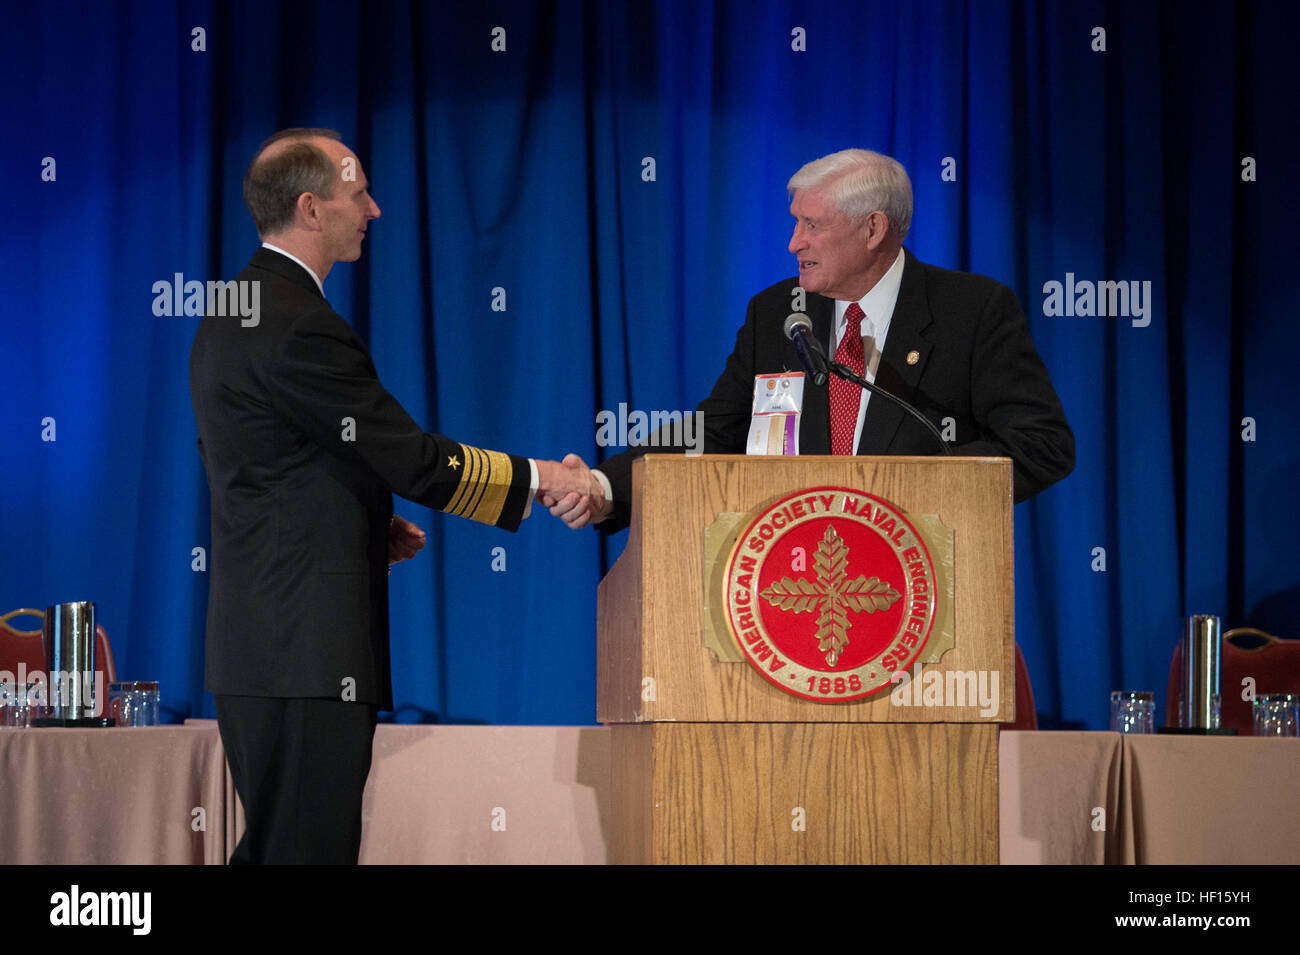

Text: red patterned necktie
xmin=829 ymin=302 xmax=865 ymax=455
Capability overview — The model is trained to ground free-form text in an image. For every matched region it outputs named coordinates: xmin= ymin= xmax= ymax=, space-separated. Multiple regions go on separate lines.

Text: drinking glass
xmin=1110 ymin=691 xmax=1156 ymax=734
xmin=1253 ymin=694 xmax=1299 ymax=737
xmin=108 ymin=681 xmax=161 ymax=727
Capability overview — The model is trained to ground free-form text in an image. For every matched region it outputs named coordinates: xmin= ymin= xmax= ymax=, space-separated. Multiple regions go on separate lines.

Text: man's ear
xmin=295 ymin=192 xmax=322 ymax=232
xmin=865 ymin=211 xmax=890 ymax=251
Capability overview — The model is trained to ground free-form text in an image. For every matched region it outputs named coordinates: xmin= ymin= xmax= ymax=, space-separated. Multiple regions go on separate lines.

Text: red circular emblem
xmin=722 ymin=487 xmax=937 ymax=702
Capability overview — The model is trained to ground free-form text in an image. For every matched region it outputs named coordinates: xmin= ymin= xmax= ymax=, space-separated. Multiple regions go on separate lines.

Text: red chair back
xmin=1165 ymin=628 xmax=1300 ymax=734
xmin=0 ymin=608 xmax=47 ymax=677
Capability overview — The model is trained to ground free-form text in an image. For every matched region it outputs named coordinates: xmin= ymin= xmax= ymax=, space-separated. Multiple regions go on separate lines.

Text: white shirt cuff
xmin=523 ymin=458 xmax=538 ymax=519
xmin=593 ymin=468 xmax=613 ymax=519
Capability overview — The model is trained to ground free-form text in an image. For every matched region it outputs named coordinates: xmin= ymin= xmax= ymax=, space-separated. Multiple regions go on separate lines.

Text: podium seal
xmin=718 ymin=486 xmax=940 ymax=702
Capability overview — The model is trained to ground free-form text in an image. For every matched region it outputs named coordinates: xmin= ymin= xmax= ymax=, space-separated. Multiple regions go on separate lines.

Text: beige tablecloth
xmin=0 ymin=725 xmax=230 ymax=864
xmin=1117 ymin=734 xmax=1300 ymax=864
xmin=998 ymin=731 xmax=1122 ymax=864
xmin=2 ymin=724 xmax=1296 ymax=864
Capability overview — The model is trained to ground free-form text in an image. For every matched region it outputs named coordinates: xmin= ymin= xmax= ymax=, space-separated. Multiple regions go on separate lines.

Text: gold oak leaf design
xmin=758 ymin=525 xmax=902 ymax=667
xmin=757 ymin=576 xmax=822 ymax=613
xmin=838 ymin=576 xmax=899 ymax=612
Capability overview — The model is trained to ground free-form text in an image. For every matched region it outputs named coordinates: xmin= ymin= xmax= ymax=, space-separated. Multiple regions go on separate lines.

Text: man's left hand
xmin=388 ymin=514 xmax=426 ymax=566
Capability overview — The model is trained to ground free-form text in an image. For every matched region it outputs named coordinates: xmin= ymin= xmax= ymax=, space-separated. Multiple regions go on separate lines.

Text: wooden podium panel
xmin=598 ymin=455 xmax=1014 ymax=724
xmin=598 ymin=455 xmax=1012 ymax=864
xmin=609 ymin=722 xmax=999 ymax=865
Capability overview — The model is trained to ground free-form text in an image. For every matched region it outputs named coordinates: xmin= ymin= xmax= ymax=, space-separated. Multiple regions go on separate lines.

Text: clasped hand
xmin=535 ymin=453 xmax=607 ymax=529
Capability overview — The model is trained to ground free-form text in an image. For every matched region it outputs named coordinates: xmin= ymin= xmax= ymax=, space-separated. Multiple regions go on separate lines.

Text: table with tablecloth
xmin=1 ymin=724 xmax=1295 ymax=864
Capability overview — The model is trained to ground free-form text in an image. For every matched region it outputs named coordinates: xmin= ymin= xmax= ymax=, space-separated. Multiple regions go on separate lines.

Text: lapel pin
xmin=907 ymin=350 xmax=920 ymax=365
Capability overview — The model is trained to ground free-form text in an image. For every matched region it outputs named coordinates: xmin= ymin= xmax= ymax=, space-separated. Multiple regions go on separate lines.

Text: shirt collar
xmin=260 ymin=241 xmax=325 ymax=296
xmin=834 ymin=247 xmax=906 ymax=339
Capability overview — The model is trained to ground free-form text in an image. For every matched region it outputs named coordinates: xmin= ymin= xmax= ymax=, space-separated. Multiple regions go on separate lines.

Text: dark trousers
xmin=214 ymin=695 xmax=378 ymax=865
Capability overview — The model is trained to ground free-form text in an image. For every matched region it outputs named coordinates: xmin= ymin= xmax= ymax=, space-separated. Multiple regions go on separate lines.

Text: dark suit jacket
xmin=599 ymin=248 xmax=1074 ymax=531
xmin=189 ymin=248 xmax=531 ymax=709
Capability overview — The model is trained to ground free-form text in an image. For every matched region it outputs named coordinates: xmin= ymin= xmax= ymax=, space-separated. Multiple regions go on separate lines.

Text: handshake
xmin=534 ymin=453 xmax=610 ymax=529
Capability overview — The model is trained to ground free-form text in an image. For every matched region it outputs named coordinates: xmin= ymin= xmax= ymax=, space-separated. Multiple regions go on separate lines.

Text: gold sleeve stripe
xmin=446 ymin=444 xmax=514 ymax=527
xmin=469 ymin=448 xmax=512 ymax=526
xmin=456 ymin=447 xmax=488 ymax=520
xmin=445 ymin=445 xmax=481 ymax=518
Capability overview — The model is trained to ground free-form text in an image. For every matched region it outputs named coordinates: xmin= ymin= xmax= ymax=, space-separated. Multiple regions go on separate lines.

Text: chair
xmin=96 ymin=624 xmax=117 ymax=684
xmin=999 ymin=642 xmax=1038 ymax=731
xmin=1165 ymin=628 xmax=1300 ymax=734
xmin=0 ymin=609 xmax=47 ymax=677
xmin=0 ymin=608 xmax=118 ymax=684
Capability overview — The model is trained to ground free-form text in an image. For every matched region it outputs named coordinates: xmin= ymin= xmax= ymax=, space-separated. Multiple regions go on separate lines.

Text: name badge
xmin=747 ymin=372 xmax=804 ymax=455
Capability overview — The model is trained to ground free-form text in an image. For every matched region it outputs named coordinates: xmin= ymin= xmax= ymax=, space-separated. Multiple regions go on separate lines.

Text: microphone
xmin=783 ymin=313 xmax=828 ymax=386
xmin=825 ymin=359 xmax=953 ymax=456
xmin=784 ymin=311 xmax=949 ymax=455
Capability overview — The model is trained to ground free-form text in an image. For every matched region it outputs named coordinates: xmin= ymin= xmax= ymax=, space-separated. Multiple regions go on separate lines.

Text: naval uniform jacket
xmin=189 ymin=248 xmax=531 ymax=709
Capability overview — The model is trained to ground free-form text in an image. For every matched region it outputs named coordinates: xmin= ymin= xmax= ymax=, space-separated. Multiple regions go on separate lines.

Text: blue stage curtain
xmin=1 ymin=0 xmax=1295 ymax=729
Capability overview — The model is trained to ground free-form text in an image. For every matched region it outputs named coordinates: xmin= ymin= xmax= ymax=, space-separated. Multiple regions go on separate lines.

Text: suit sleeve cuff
xmin=593 ymin=468 xmax=613 ymax=521
xmin=443 ymin=444 xmax=532 ymax=532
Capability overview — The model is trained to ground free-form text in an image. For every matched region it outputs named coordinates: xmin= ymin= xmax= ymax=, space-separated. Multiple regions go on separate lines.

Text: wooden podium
xmin=597 ymin=454 xmax=1013 ymax=864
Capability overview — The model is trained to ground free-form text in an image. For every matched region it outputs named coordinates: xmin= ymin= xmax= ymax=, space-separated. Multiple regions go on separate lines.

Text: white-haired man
xmin=549 ymin=148 xmax=1074 ymax=530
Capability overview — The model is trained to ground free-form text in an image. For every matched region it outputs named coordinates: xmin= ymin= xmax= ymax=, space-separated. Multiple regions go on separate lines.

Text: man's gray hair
xmin=787 ymin=149 xmax=913 ymax=239
xmin=243 ymin=128 xmax=342 ymax=237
